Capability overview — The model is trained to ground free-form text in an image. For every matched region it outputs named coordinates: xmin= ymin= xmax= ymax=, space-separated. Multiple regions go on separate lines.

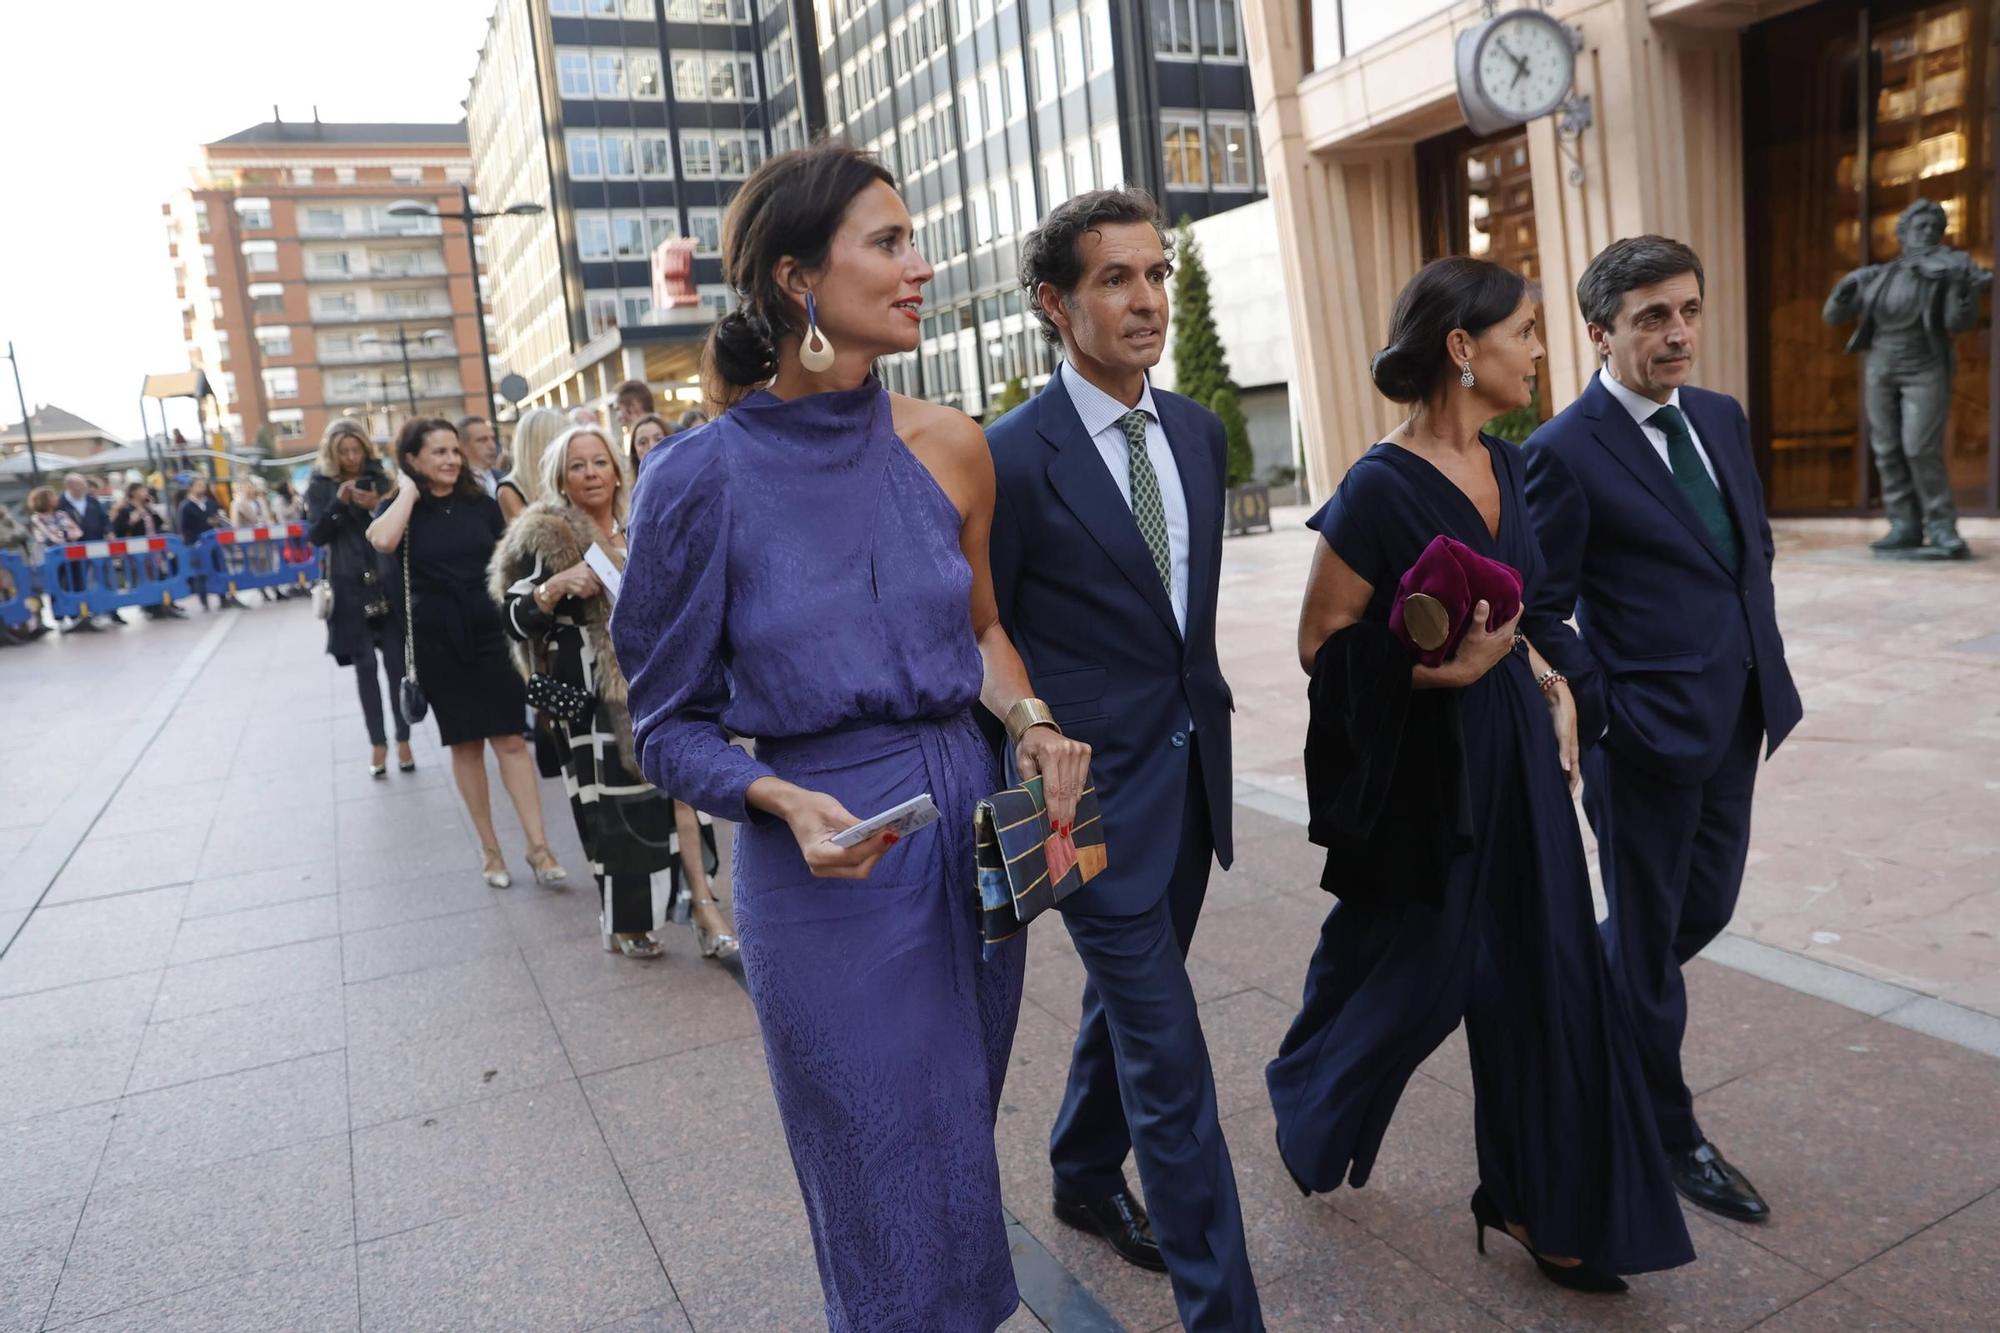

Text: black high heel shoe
xmin=1470 ymin=1186 xmax=1627 ymax=1294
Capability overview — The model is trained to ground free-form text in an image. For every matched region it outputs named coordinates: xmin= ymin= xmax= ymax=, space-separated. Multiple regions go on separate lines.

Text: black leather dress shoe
xmin=1673 ymin=1142 xmax=1770 ymax=1223
xmin=1053 ymin=1188 xmax=1167 ymax=1272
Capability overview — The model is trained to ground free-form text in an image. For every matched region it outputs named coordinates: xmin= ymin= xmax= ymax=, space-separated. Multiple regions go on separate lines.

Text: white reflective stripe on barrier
xmin=213 ymin=524 xmax=306 ymax=545
xmin=57 ymin=538 xmax=175 ymax=560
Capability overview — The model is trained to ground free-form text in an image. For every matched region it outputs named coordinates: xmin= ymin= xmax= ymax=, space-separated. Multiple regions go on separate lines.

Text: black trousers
xmin=1584 ymin=683 xmax=1764 ymax=1154
xmin=349 ymin=634 xmax=410 ymax=747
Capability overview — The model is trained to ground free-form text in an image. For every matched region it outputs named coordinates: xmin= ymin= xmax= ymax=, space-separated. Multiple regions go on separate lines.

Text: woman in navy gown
xmin=1269 ymin=258 xmax=1694 ymax=1290
xmin=611 ymin=144 xmax=1092 ymax=1331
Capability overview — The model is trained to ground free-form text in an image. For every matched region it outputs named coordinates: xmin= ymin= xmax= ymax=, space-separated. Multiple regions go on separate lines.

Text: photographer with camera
xmin=306 ymin=418 xmax=413 ymax=778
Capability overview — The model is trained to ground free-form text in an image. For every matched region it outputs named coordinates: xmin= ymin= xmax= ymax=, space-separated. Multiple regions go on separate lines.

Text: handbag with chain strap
xmin=397 ymin=532 xmax=428 ymax=724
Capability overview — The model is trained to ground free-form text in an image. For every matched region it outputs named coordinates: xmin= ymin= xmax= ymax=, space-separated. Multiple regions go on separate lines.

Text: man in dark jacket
xmin=1522 ymin=236 xmax=1803 ymax=1226
xmin=985 ymin=188 xmax=1259 ymax=1332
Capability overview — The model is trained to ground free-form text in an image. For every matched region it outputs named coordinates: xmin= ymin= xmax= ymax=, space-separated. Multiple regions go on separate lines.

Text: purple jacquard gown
xmin=611 ymin=378 xmax=1026 ymax=1332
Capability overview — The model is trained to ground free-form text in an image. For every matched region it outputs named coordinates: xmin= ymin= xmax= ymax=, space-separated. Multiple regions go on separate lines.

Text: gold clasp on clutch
xmin=1401 ymin=592 xmax=1451 ymax=652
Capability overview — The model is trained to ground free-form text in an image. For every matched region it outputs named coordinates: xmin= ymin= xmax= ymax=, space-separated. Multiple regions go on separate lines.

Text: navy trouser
xmin=1585 ymin=683 xmax=1764 ymax=1154
xmin=1052 ymin=751 xmax=1262 ymax=1331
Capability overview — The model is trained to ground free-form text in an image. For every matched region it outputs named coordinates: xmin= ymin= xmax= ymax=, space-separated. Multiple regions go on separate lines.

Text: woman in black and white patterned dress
xmin=491 ymin=424 xmax=733 ymax=960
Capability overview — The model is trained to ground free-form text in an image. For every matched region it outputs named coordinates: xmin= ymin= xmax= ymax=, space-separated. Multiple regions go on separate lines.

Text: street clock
xmin=1454 ymin=8 xmax=1578 ymax=137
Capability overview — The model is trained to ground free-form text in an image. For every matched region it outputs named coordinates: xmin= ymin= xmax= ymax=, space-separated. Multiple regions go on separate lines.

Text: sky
xmin=0 ymin=0 xmax=497 ymax=444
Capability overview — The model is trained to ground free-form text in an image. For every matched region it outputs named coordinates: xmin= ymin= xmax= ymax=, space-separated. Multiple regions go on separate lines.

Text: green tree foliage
xmin=1171 ymin=218 xmax=1231 ymax=409
xmin=984 ymin=375 xmax=1028 ymax=426
xmin=1211 ymin=386 xmax=1255 ymax=488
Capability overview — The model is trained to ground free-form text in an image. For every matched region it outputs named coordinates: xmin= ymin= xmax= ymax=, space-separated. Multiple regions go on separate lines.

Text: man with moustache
xmin=1522 ymin=236 xmax=1803 ymax=1226
xmin=985 ymin=188 xmax=1260 ymax=1331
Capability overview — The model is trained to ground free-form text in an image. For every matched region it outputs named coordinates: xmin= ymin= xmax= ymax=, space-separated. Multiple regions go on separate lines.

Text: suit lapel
xmin=1036 ymin=377 xmax=1183 ymax=641
xmin=1583 ymin=377 xmax=1735 ymax=575
xmin=1158 ymin=393 xmax=1216 ymax=649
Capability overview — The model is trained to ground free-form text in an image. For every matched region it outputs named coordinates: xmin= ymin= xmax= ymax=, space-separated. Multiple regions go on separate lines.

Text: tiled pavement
xmin=2 ymin=520 xmax=1997 ymax=1332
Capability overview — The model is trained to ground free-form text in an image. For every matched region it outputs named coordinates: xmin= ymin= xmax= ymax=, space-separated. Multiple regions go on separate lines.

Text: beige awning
xmin=142 ymin=371 xmax=204 ymax=399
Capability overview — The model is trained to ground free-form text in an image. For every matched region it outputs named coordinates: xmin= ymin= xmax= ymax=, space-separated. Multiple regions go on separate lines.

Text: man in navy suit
xmin=986 ymin=188 xmax=1259 ymax=1330
xmin=1522 ymin=236 xmax=1803 ymax=1225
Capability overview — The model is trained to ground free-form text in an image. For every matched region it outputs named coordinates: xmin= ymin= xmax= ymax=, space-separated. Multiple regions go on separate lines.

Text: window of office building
xmin=666 ymin=0 xmax=751 ymax=18
xmin=1153 ymin=0 xmax=1242 ymax=59
xmin=603 ymin=132 xmax=638 ymax=178
xmin=314 ymin=290 xmax=354 ymax=317
xmin=612 ymin=212 xmax=649 ymax=258
xmin=559 ymin=50 xmax=593 ymax=97
xmin=595 ymin=51 xmax=627 ymax=97
xmin=1162 ymin=115 xmax=1206 ymax=187
xmin=640 ymin=133 xmax=674 ymax=177
xmin=578 ymin=212 xmax=614 ymax=261
xmin=622 ymin=289 xmax=653 ymax=325
xmin=310 ymin=250 xmax=350 ymax=275
xmin=1207 ymin=114 xmax=1255 ymax=188
xmin=631 ymin=52 xmax=664 ymax=97
xmin=680 ymin=131 xmax=716 ymax=178
xmin=765 ymin=30 xmax=795 ymax=91
xmin=304 ymin=206 xmax=344 ymax=234
xmin=568 ymin=132 xmax=604 ymax=179
xmin=250 ymin=282 xmax=287 ymax=315
xmin=255 ymin=326 xmax=293 ymax=358
xmin=585 ymin=292 xmax=621 ymax=338
xmin=241 ymin=239 xmax=278 ymax=273
xmin=686 ymin=206 xmax=723 ymax=254
xmin=262 ymin=366 xmax=299 ymax=399
xmin=235 ymin=197 xmax=272 ymax=230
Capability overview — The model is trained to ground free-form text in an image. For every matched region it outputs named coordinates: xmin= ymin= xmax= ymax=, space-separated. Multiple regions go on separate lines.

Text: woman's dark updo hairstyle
xmin=1370 ymin=257 xmax=1528 ymax=405
xmin=704 ymin=141 xmax=897 ymax=406
xmin=394 ymin=416 xmax=482 ymax=499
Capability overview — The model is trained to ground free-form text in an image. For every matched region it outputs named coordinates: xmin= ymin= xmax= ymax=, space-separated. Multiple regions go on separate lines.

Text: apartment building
xmin=467 ymin=0 xmax=1264 ymax=417
xmin=162 ymin=117 xmax=487 ymax=449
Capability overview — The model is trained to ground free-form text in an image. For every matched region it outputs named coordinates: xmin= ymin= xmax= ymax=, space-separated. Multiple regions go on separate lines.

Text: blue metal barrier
xmin=0 ymin=550 xmax=37 ymax=628
xmin=190 ymin=523 xmax=320 ymax=597
xmin=40 ymin=536 xmax=193 ymax=621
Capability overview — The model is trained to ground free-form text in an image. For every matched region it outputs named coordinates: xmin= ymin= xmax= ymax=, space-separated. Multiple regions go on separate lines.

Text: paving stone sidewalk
xmin=2 ymin=521 xmax=1997 ymax=1332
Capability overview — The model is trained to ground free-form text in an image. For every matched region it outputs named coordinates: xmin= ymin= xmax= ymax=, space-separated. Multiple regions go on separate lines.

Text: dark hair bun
xmin=1370 ymin=344 xmax=1434 ymax=404
xmin=708 ymin=308 xmax=778 ymax=388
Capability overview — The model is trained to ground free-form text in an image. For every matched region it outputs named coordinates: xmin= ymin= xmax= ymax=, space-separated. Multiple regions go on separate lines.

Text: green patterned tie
xmin=1120 ymin=409 xmax=1173 ymax=593
xmin=1649 ymin=404 xmax=1740 ymax=571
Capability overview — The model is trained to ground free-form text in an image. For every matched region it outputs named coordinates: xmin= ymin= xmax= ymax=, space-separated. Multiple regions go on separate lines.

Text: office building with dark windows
xmin=467 ymin=0 xmax=1263 ymax=417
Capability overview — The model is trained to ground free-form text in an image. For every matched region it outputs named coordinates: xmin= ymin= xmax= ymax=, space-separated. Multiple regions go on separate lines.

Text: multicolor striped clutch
xmin=973 ymin=773 xmax=1107 ymax=952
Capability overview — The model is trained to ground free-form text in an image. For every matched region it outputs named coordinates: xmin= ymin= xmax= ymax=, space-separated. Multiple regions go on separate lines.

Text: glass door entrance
xmin=1745 ymin=0 xmax=1998 ymax=514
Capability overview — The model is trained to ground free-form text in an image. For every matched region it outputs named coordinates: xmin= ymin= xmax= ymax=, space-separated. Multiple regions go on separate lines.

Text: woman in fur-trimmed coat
xmin=491 ymin=424 xmax=731 ymax=961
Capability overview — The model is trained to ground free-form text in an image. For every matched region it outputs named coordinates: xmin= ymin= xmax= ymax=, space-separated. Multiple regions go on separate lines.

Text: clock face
xmin=1475 ymin=13 xmax=1574 ymax=122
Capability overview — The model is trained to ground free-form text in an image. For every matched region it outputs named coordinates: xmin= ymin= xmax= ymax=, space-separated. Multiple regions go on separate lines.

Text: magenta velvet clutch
xmin=1387 ymin=535 xmax=1523 ymax=668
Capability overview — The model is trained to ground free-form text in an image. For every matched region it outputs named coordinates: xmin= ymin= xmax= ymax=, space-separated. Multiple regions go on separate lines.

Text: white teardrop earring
xmin=1460 ymin=361 xmax=1476 ymax=388
xmin=798 ymin=290 xmax=836 ymax=373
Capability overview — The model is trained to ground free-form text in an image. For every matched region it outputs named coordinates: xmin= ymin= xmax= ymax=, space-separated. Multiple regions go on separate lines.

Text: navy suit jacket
xmin=985 ymin=372 xmax=1234 ymax=916
xmin=1521 ymin=375 xmax=1803 ymax=785
xmin=63 ymin=494 xmax=110 ymax=542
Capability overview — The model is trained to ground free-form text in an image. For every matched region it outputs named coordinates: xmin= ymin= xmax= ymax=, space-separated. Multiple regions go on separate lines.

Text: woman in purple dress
xmin=611 ymin=144 xmax=1092 ymax=1332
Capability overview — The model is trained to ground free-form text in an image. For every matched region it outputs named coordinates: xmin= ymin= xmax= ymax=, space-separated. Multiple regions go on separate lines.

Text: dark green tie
xmin=1120 ymin=409 xmax=1173 ymax=592
xmin=1649 ymin=404 xmax=1740 ymax=571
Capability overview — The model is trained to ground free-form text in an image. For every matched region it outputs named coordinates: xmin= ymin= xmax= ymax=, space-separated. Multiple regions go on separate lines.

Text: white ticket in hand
xmin=583 ymin=543 xmax=622 ymax=603
xmin=829 ymin=793 xmax=940 ymax=848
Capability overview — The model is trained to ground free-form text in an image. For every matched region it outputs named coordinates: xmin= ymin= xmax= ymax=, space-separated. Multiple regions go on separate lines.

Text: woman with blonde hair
xmin=491 ymin=425 xmax=732 ymax=959
xmin=306 ymin=417 xmax=411 ymax=776
xmin=497 ymin=406 xmax=566 ymax=522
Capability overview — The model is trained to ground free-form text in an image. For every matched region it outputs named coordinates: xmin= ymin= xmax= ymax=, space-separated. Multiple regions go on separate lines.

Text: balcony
xmin=303 ymin=255 xmax=451 ymax=283
xmin=317 ymin=341 xmax=460 ymax=366
xmin=297 ymin=221 xmax=443 ymax=240
xmin=309 ymin=302 xmax=458 ymax=326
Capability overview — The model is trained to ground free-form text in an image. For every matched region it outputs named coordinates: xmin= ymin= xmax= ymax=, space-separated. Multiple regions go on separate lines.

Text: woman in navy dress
xmin=611 ymin=144 xmax=1092 ymax=1331
xmin=1270 ymin=258 xmax=1694 ymax=1290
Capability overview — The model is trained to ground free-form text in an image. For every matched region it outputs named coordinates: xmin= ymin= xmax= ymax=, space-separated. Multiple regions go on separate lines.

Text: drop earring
xmin=1460 ymin=361 xmax=1476 ymax=388
xmin=798 ymin=290 xmax=836 ymax=373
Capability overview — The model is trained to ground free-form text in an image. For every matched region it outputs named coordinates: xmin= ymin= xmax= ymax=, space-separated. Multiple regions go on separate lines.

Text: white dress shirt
xmin=1060 ymin=359 xmax=1191 ymax=634
xmin=1598 ymin=368 xmax=1717 ymax=486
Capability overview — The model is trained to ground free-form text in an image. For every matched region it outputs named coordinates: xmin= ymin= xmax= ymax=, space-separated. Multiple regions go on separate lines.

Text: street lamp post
xmin=388 ymin=187 xmax=543 ymax=426
xmin=3 ymin=341 xmax=43 ymax=487
xmin=358 ymin=325 xmax=449 ymax=416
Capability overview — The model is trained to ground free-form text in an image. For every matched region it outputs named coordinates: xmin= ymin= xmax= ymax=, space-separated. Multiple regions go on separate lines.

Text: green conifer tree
xmin=1170 ymin=218 xmax=1231 ymax=408
xmin=1210 ymin=386 xmax=1255 ymax=488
